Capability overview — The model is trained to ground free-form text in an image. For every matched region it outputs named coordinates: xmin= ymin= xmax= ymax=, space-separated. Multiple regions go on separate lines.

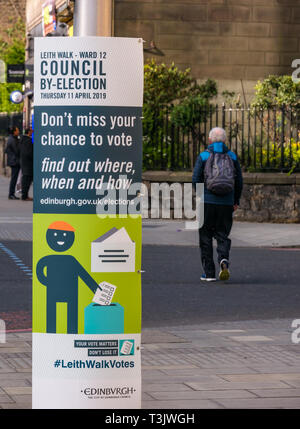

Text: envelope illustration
xmin=91 ymin=227 xmax=135 ymax=272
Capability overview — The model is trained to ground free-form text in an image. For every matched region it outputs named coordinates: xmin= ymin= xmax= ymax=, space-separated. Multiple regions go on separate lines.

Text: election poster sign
xmin=33 ymin=37 xmax=143 ymax=409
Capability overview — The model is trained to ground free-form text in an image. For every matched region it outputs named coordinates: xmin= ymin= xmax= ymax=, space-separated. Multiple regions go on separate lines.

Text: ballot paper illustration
xmin=120 ymin=340 xmax=134 ymax=356
xmin=91 ymin=227 xmax=135 ymax=272
xmin=92 ymin=281 xmax=117 ymax=306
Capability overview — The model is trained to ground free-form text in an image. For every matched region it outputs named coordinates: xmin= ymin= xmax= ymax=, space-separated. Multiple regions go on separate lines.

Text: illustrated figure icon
xmin=36 ymin=221 xmax=100 ymax=334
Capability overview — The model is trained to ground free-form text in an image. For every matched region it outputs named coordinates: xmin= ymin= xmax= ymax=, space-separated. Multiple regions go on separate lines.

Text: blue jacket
xmin=192 ymin=142 xmax=243 ymax=206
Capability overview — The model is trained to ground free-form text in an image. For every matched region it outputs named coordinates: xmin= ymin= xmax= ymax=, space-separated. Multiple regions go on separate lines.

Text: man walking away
xmin=5 ymin=126 xmax=20 ymax=200
xmin=192 ymin=127 xmax=243 ymax=282
xmin=20 ymin=128 xmax=33 ymax=201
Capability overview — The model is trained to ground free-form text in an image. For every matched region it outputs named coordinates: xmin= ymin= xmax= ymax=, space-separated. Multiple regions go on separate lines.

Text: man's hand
xmin=233 ymin=204 xmax=239 ymax=211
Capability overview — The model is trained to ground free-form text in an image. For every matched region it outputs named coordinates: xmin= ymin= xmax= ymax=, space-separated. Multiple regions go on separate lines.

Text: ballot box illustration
xmin=84 ymin=282 xmax=123 ymax=334
xmin=84 ymin=302 xmax=124 ymax=334
xmin=91 ymin=227 xmax=135 ymax=272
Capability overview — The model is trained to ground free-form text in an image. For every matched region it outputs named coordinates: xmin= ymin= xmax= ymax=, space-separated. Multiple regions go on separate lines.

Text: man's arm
xmin=76 ymin=260 xmax=100 ymax=294
xmin=36 ymin=257 xmax=48 ymax=285
xmin=192 ymin=154 xmax=204 ymax=190
xmin=4 ymin=138 xmax=12 ymax=155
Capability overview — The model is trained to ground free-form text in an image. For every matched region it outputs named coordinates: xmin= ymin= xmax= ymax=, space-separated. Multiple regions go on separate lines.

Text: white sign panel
xmin=34 ymin=37 xmax=144 ymax=107
xmin=33 ymin=37 xmax=143 ymax=409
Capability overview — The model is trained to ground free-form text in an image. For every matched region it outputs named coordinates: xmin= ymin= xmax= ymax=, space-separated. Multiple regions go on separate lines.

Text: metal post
xmin=73 ymin=0 xmax=113 ymax=37
xmin=281 ymin=105 xmax=285 ymax=171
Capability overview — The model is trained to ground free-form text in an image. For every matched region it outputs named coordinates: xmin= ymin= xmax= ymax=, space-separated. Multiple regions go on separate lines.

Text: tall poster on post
xmin=33 ymin=37 xmax=143 ymax=409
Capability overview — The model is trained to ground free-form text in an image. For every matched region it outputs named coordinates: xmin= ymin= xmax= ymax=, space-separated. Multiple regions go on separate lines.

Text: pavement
xmin=0 ymin=174 xmax=300 ymax=409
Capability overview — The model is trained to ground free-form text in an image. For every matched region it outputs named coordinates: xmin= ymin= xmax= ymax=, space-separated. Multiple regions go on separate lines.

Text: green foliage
xmin=169 ymin=79 xmax=217 ymax=165
xmin=245 ymin=136 xmax=300 ymax=175
xmin=143 ymin=60 xmax=196 ymax=170
xmin=170 ymin=79 xmax=217 ymax=135
xmin=0 ymin=83 xmax=23 ymax=113
xmin=264 ymin=138 xmax=300 ymax=174
xmin=251 ymin=75 xmax=300 ymax=110
xmin=0 ymin=18 xmax=25 ymax=63
xmin=221 ymin=90 xmax=241 ymax=106
xmin=144 ymin=59 xmax=194 ymax=112
xmin=0 ymin=18 xmax=25 ymax=113
xmin=247 ymin=75 xmax=300 ymax=174
xmin=143 ymin=59 xmax=218 ymax=170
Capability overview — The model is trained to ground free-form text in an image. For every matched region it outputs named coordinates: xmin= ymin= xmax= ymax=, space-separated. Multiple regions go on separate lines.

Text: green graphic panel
xmin=33 ymin=214 xmax=142 ymax=334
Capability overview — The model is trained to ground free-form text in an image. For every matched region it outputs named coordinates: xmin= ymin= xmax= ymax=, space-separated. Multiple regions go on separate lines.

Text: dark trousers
xmin=21 ymin=174 xmax=33 ymax=200
xmin=199 ymin=203 xmax=233 ymax=277
xmin=9 ymin=165 xmax=20 ymax=197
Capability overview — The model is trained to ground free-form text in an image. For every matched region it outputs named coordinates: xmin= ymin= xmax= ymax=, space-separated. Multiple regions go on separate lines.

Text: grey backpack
xmin=204 ymin=150 xmax=235 ymax=195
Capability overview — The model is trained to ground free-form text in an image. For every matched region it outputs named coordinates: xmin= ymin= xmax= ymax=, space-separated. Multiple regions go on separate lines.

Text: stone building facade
xmin=23 ymin=0 xmax=300 ymax=103
xmin=114 ymin=0 xmax=300 ymax=103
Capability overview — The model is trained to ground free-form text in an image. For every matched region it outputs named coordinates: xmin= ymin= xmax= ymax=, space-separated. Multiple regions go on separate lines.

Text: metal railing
xmin=143 ymin=104 xmax=300 ymax=172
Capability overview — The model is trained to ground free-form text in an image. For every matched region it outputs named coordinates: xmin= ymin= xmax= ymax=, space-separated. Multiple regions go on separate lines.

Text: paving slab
xmin=0 ymin=318 xmax=299 ymax=409
xmin=0 ymin=379 xmax=31 ymax=387
xmin=3 ymin=386 xmax=32 ymax=395
xmin=141 ymin=369 xmax=167 ymax=378
xmin=146 ymin=389 xmax=257 ymax=401
xmin=142 ymin=383 xmax=192 ymax=392
xmin=208 ymin=329 xmax=246 ymax=333
xmin=249 ymin=365 xmax=300 ymax=374
xmin=142 ymin=399 xmax=223 ymax=409
xmin=282 ymin=380 xmax=300 ymax=388
xmin=15 ymin=368 xmax=31 ymax=373
xmin=229 ymin=335 xmax=274 ymax=342
xmin=159 ymin=367 xmax=258 ymax=376
xmin=213 ymin=397 xmax=300 ymax=409
xmin=142 ymin=365 xmax=198 ymax=371
xmin=249 ymin=388 xmax=300 ymax=398
xmin=219 ymin=374 xmax=300 ymax=382
xmin=142 ymin=376 xmax=214 ymax=384
xmin=0 ymin=348 xmax=32 ymax=354
xmin=142 ymin=330 xmax=187 ymax=344
xmin=0 ymin=394 xmax=14 ymax=404
xmin=8 ymin=395 xmax=31 ymax=404
xmin=142 ymin=392 xmax=154 ymax=401
xmin=1 ymin=402 xmax=31 ymax=409
xmin=185 ymin=380 xmax=292 ymax=391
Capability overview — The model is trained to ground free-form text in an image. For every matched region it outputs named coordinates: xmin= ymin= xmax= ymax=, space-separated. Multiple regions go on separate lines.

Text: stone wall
xmin=114 ymin=0 xmax=300 ymax=102
xmin=237 ymin=173 xmax=300 ymax=223
xmin=142 ymin=171 xmax=300 ymax=223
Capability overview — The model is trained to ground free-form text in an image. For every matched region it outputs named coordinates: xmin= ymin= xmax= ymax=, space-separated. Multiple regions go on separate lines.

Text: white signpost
xmin=33 ymin=36 xmax=143 ymax=409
